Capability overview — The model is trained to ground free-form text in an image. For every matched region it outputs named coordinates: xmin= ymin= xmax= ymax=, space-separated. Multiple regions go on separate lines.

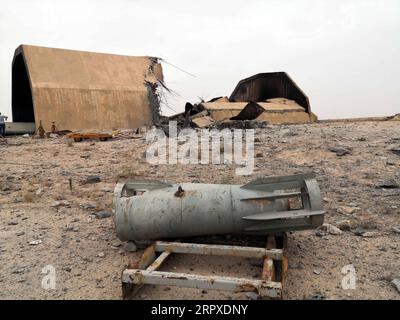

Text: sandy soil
xmin=0 ymin=120 xmax=399 ymax=300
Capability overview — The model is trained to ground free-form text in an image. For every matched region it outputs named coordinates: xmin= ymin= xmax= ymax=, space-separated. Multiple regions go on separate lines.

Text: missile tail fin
xmin=241 ymin=173 xmax=315 ymax=191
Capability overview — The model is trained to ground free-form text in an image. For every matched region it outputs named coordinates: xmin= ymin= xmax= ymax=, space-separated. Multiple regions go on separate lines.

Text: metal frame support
xmin=121 ymin=234 xmax=288 ymax=300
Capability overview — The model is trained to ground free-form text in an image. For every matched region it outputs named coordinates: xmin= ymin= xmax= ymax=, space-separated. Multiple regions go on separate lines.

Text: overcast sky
xmin=1 ymin=0 xmax=399 ymax=119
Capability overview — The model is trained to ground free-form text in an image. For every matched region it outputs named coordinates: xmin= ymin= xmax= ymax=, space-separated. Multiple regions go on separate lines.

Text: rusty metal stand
xmin=121 ymin=233 xmax=288 ymax=300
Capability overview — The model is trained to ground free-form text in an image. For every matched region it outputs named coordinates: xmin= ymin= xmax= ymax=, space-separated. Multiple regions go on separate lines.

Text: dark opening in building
xmin=12 ymin=52 xmax=35 ymax=122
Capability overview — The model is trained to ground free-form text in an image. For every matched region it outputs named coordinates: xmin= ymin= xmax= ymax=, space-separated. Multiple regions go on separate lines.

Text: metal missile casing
xmin=112 ymin=173 xmax=324 ymax=241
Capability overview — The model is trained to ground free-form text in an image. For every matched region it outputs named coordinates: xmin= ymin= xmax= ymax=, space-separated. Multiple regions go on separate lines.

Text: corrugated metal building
xmin=12 ymin=45 xmax=163 ymax=131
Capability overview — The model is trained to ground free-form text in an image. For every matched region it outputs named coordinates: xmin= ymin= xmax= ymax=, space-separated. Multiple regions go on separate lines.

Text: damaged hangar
xmin=12 ymin=45 xmax=163 ymax=131
xmin=184 ymin=72 xmax=317 ymax=128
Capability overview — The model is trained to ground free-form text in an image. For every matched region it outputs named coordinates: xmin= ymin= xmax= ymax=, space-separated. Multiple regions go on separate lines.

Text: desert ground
xmin=0 ymin=120 xmax=399 ymax=300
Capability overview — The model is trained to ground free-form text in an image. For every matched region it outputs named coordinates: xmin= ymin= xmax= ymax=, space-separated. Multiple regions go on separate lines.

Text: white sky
xmin=0 ymin=0 xmax=399 ymax=119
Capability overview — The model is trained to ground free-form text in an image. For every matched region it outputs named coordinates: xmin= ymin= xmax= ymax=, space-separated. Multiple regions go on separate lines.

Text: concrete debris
xmin=337 ymin=206 xmax=360 ymax=215
xmin=83 ymin=175 xmax=101 ymax=184
xmin=362 ymin=231 xmax=379 ymax=238
xmin=351 ymin=226 xmax=367 ymax=236
xmin=351 ymin=226 xmax=367 ymax=237
xmin=111 ymin=242 xmax=121 ymax=249
xmin=94 ymin=211 xmax=112 ymax=219
xmin=319 ymin=223 xmax=343 ymax=235
xmin=392 ymin=279 xmax=400 ymax=293
xmin=289 ymin=263 xmax=305 ymax=270
xmin=184 ymin=98 xmax=312 ymax=129
xmin=392 ymin=226 xmax=400 ymax=234
xmin=337 ymin=220 xmax=352 ymax=231
xmin=80 ymin=202 xmax=96 ymax=210
xmin=29 ymin=240 xmax=42 ymax=245
xmin=315 ymin=230 xmax=325 ymax=237
xmin=389 ymin=113 xmax=400 ymax=121
xmin=51 ymin=200 xmax=70 ymax=208
xmin=191 ymin=115 xmax=214 ymax=128
xmin=377 ymin=179 xmax=400 ymax=189
xmin=328 ymin=146 xmax=351 ymax=156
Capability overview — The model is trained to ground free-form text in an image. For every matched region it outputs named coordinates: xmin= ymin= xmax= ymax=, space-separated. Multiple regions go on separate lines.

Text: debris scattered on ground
xmin=289 ymin=263 xmax=305 ymax=270
xmin=1 ymin=120 xmax=399 ymax=300
xmin=377 ymin=179 xmax=400 ymax=189
xmin=318 ymin=223 xmax=343 ymax=235
xmin=170 ymin=72 xmax=317 ymax=129
xmin=95 ymin=211 xmax=112 ymax=219
xmin=392 ymin=279 xmax=400 ymax=293
xmin=29 ymin=240 xmax=42 ymax=246
xmin=84 ymin=175 xmax=102 ymax=184
xmin=361 ymin=231 xmax=379 ymax=238
xmin=392 ymin=227 xmax=400 ymax=234
xmin=80 ymin=202 xmax=96 ymax=210
xmin=51 ymin=200 xmax=70 ymax=208
xmin=351 ymin=226 xmax=367 ymax=236
xmin=337 ymin=220 xmax=352 ymax=231
xmin=337 ymin=206 xmax=360 ymax=215
xmin=328 ymin=146 xmax=352 ymax=156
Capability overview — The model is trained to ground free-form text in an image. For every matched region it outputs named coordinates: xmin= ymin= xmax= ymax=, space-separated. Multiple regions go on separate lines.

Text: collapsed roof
xmin=12 ymin=45 xmax=164 ymax=131
xmin=182 ymin=72 xmax=316 ymax=128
